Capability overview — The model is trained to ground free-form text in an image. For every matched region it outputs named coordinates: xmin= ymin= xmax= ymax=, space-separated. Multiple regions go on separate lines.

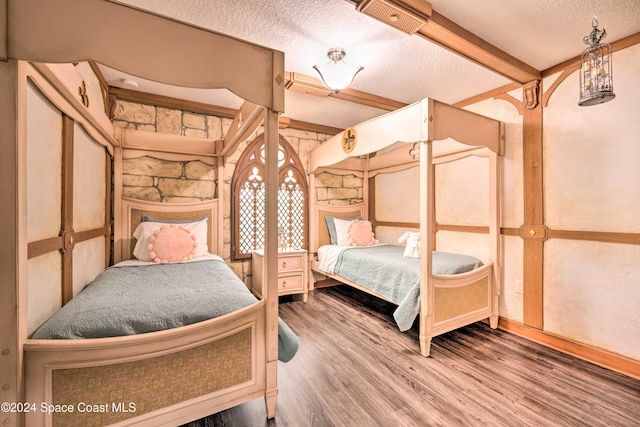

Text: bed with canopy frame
xmin=3 ymin=0 xmax=290 ymax=425
xmin=308 ymin=98 xmax=504 ymax=357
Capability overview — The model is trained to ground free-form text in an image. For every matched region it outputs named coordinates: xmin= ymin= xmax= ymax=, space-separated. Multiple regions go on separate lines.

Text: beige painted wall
xmin=73 ymin=123 xmax=106 ymax=231
xmin=25 ymin=82 xmax=63 ymax=335
xmin=466 ymin=44 xmax=640 ymax=360
xmin=541 ymin=44 xmax=640 ymax=360
xmin=436 ymin=155 xmax=489 ymax=227
xmin=457 ymin=96 xmax=525 ymax=323
xmin=26 ymin=82 xmax=62 ymax=242
xmin=372 ymin=156 xmax=493 ymax=265
xmin=376 ymin=166 xmax=420 ymax=223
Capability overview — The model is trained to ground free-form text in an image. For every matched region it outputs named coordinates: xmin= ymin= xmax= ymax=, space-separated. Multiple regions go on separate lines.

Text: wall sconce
xmin=579 ymin=19 xmax=615 ymax=106
xmin=313 ymin=48 xmax=364 ymax=93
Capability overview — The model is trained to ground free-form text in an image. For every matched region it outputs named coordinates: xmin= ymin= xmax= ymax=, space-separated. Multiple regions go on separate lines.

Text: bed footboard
xmin=24 ymin=303 xmax=267 ymax=427
xmin=420 ymin=263 xmax=497 ymax=357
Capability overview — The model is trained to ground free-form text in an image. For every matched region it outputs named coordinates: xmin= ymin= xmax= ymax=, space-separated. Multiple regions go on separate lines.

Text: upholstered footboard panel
xmin=25 ymin=302 xmax=269 ymax=427
xmin=50 ymin=329 xmax=253 ymax=426
xmin=434 ymin=277 xmax=489 ymax=324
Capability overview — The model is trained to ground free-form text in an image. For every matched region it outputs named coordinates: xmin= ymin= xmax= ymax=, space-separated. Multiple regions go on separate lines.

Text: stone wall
xmin=114 ymin=100 xmax=224 ymax=203
xmin=112 ymin=100 xmax=226 ymax=138
xmin=314 ymin=172 xmax=364 ymax=205
xmin=122 ymin=157 xmax=217 ymax=202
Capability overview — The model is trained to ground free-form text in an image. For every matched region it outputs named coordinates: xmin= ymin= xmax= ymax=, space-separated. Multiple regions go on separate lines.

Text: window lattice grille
xmin=238 ymin=180 xmax=266 ymax=254
xmin=278 ymin=181 xmax=305 ymax=250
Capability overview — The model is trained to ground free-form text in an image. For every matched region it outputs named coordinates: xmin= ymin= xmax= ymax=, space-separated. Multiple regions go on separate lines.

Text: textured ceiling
xmin=104 ymin=0 xmax=640 ymax=129
xmin=430 ymin=0 xmax=640 ymax=70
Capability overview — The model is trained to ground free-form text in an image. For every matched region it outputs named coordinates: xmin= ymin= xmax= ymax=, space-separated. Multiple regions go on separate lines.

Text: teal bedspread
xmin=333 ymin=245 xmax=483 ymax=331
xmin=31 ymin=258 xmax=299 ymax=362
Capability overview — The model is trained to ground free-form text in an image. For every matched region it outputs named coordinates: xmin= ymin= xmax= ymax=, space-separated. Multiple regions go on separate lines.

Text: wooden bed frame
xmin=308 ymin=98 xmax=504 ymax=357
xmin=7 ymin=1 xmax=286 ymax=426
xmin=24 ymin=198 xmax=277 ymax=427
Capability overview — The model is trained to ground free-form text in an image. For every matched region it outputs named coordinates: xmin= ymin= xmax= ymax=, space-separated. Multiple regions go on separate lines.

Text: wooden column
xmin=0 ymin=59 xmax=22 ymax=427
xmin=263 ymin=108 xmax=280 ymax=418
xmin=521 ymin=80 xmax=545 ymax=329
xmin=61 ymin=115 xmax=74 ymax=305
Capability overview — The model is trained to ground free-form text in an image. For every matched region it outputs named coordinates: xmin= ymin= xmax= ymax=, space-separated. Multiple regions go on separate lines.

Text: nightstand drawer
xmin=279 ymin=255 xmax=303 ymax=273
xmin=278 ymin=274 xmax=303 ymax=292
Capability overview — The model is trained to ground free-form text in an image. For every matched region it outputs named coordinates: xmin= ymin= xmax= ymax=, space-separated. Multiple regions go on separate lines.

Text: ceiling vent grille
xmin=357 ymin=0 xmax=431 ymax=35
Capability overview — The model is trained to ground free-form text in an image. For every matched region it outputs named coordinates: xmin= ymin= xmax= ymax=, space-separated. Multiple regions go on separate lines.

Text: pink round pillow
xmin=148 ymin=224 xmax=197 ymax=263
xmin=347 ymin=220 xmax=375 ymax=247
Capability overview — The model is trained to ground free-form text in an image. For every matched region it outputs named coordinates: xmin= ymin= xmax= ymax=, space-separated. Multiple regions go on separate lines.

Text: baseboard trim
xmin=498 ymin=317 xmax=640 ymax=380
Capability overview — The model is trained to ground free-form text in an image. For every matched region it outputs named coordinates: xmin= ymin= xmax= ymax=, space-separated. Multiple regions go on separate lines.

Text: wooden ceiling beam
xmin=353 ymin=0 xmax=541 ymax=84
xmin=285 ymin=119 xmax=342 ymax=136
xmin=417 ymin=10 xmax=540 ymax=84
xmin=285 ymin=71 xmax=407 ymax=112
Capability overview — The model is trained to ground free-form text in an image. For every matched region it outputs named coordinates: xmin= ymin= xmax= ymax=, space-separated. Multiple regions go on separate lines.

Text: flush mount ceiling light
xmin=119 ymin=78 xmax=139 ymax=90
xmin=313 ymin=48 xmax=364 ymax=93
xmin=579 ymin=18 xmax=615 ymax=106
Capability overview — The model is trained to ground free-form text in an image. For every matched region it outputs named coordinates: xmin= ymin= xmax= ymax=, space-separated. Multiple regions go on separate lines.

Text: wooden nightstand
xmin=252 ymin=249 xmax=308 ymax=302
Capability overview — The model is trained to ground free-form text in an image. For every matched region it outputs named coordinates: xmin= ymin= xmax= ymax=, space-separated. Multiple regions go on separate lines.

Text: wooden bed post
xmin=112 ymin=143 xmax=123 ymax=263
xmin=488 ymin=121 xmax=504 ymax=328
xmin=419 ymin=139 xmax=434 ymax=357
xmin=264 ymin=108 xmax=280 ymax=418
xmin=489 ymin=142 xmax=503 ymax=328
xmin=217 ymin=161 xmax=225 ymax=256
xmin=263 ymin=46 xmax=285 ymax=419
xmin=308 ymin=173 xmax=316 ymax=291
xmin=0 ymin=58 xmax=25 ymax=427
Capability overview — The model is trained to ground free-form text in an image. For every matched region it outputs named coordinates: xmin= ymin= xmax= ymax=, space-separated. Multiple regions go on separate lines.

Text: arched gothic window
xmin=232 ymin=134 xmax=308 ymax=260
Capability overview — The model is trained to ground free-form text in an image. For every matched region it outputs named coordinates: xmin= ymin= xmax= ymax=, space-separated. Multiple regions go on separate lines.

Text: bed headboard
xmin=117 ymin=197 xmax=219 ymax=263
xmin=311 ymin=202 xmax=366 ymax=252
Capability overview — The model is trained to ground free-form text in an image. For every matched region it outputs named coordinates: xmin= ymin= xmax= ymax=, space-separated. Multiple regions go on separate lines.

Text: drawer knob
xmin=282 ymin=261 xmax=287 ymax=268
xmin=282 ymin=280 xmax=287 ymax=288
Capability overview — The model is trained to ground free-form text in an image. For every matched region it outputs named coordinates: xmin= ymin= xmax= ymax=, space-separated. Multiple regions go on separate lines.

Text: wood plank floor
xmin=183 ymin=286 xmax=640 ymax=427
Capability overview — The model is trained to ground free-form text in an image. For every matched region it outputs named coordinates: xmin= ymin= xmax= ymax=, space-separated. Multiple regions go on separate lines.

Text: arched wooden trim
xmin=541 ymin=67 xmax=578 ymax=108
xmin=542 ymin=31 xmax=640 ymax=77
xmin=231 ymin=134 xmax=308 ymax=260
xmin=454 ymin=82 xmax=521 ymax=109
xmin=493 ymin=93 xmax=524 ymax=115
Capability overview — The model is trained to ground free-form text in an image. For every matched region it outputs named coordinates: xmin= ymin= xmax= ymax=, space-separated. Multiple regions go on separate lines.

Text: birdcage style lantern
xmin=579 ymin=19 xmax=615 ymax=106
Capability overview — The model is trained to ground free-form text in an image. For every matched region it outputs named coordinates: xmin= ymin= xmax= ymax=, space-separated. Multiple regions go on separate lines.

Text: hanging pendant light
xmin=313 ymin=48 xmax=364 ymax=93
xmin=579 ymin=18 xmax=615 ymax=106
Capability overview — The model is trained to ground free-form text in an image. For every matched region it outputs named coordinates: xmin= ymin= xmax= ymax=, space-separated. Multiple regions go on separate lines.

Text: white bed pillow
xmin=325 ymin=215 xmax=361 ymax=244
xmin=133 ymin=219 xmax=208 ymax=261
xmin=333 ymin=217 xmax=355 ymax=246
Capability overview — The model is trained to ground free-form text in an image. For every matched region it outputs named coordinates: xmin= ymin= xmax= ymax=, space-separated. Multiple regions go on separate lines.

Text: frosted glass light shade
xmin=313 ymin=48 xmax=363 ymax=93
